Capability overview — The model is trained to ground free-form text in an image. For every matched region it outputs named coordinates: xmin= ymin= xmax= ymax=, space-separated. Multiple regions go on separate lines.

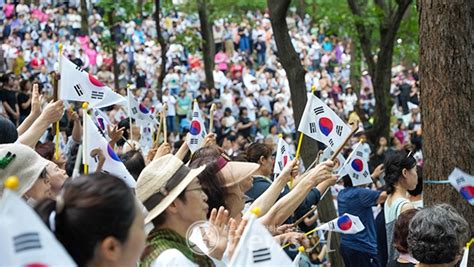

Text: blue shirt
xmin=337 ymin=187 xmax=381 ymax=255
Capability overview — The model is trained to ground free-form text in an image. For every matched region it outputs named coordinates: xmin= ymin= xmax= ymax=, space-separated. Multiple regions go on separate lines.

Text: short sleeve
xmin=151 ymin=249 xmax=198 ymax=267
xmin=358 ymin=188 xmax=381 ymax=208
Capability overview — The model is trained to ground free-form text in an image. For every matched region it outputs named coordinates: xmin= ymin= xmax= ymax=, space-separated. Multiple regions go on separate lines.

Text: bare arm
xmin=260 ymin=161 xmax=335 ymax=227
xmin=17 ymin=85 xmax=41 ymax=135
xmin=18 ymin=100 xmax=64 ymax=148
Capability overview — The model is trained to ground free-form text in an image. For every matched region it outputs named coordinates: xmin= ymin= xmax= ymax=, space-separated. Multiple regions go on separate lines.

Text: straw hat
xmin=137 ymin=154 xmax=206 ymax=224
xmin=0 ymin=144 xmax=49 ymax=197
xmin=214 ymin=157 xmax=259 ymax=187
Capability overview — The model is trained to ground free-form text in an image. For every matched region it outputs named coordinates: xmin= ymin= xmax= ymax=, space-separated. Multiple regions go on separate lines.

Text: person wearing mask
xmin=35 ymin=174 xmax=146 ymax=267
xmin=383 ymin=150 xmax=418 ymax=262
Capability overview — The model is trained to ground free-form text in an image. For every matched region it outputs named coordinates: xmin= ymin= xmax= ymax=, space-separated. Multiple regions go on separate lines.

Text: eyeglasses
xmin=186 ymin=186 xmax=204 ymax=193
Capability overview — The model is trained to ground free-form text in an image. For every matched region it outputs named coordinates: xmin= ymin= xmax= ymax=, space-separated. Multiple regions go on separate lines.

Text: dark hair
xmin=246 ymin=143 xmax=272 ymax=163
xmin=393 ymin=209 xmax=419 ymax=254
xmin=151 ymin=190 xmax=187 ymax=227
xmin=189 ymin=155 xmax=228 ymax=217
xmin=0 ymin=116 xmax=18 ymax=144
xmin=35 ymin=141 xmax=55 ymax=160
xmin=35 ymin=174 xmax=136 ymax=267
xmin=120 ymin=150 xmax=145 ymax=181
xmin=407 ymin=166 xmax=423 ymax=197
xmin=342 ymin=175 xmax=353 ymax=187
xmin=383 ymin=150 xmax=416 ymax=194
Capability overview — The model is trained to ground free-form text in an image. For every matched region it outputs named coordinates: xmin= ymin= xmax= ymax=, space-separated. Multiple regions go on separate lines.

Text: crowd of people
xmin=0 ymin=1 xmax=470 ymax=267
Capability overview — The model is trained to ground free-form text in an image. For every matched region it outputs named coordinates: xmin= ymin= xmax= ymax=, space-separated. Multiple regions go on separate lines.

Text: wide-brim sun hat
xmin=0 ymin=144 xmax=49 ymax=197
xmin=214 ymin=157 xmax=260 ymax=187
xmin=137 ymin=154 xmax=206 ymax=224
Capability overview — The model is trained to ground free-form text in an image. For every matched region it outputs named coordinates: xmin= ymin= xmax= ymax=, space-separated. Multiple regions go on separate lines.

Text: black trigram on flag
xmin=313 ymin=106 xmax=324 ymax=116
xmin=281 ymin=145 xmax=286 ymax=154
xmin=190 ymin=138 xmax=198 ymax=145
xmin=278 ymin=161 xmax=284 ymax=170
xmin=193 ymin=112 xmax=199 ymax=118
xmin=252 ymin=247 xmax=271 ymax=263
xmin=131 ymin=107 xmax=138 ymax=114
xmin=91 ymin=90 xmax=104 ymax=100
xmin=74 ymin=84 xmax=84 ymax=97
xmin=75 ymin=65 xmax=83 ymax=72
xmin=328 ymin=139 xmax=335 ymax=147
xmin=353 ymin=173 xmax=359 ymax=180
xmin=356 ymin=151 xmax=364 ymax=158
xmin=13 ymin=232 xmax=41 ymax=253
xmin=363 ymin=170 xmax=369 ymax=178
xmin=309 ymin=122 xmax=317 ymax=133
xmin=336 ymin=125 xmax=343 ymax=136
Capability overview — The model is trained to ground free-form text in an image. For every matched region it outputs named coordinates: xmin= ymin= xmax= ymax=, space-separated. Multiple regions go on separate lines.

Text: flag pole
xmin=82 ymin=102 xmax=89 ymax=174
xmin=289 ymin=120 xmax=359 ymax=229
xmin=162 ymin=103 xmax=168 ymax=144
xmin=154 ymin=111 xmax=163 ymax=147
xmin=54 ymin=43 xmax=63 ymax=160
xmin=126 ymin=84 xmax=134 ymax=144
xmin=209 ymin=103 xmax=216 ymax=133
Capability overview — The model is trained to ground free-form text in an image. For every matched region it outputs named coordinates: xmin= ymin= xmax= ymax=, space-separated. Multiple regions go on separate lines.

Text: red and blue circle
xmin=460 ymin=186 xmax=474 ymax=201
xmin=107 ymin=145 xmax=121 ymax=161
xmin=190 ymin=121 xmax=201 ymax=135
xmin=88 ymin=74 xmax=105 ymax=87
xmin=139 ymin=103 xmax=149 ymax=114
xmin=351 ymin=159 xmax=364 ymax=172
xmin=319 ymin=117 xmax=333 ymax=136
xmin=97 ymin=117 xmax=106 ymax=130
xmin=337 ymin=215 xmax=353 ymax=231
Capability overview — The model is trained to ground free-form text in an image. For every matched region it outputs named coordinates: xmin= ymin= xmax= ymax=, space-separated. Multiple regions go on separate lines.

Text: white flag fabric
xmin=59 ymin=55 xmax=125 ymax=108
xmin=298 ymin=94 xmax=351 ymax=150
xmin=229 ymin=214 xmax=293 ymax=266
xmin=85 ymin=114 xmax=136 ymax=188
xmin=274 ymin=137 xmax=291 ymax=175
xmin=459 ymin=246 xmax=469 ymax=267
xmin=339 ymin=142 xmax=372 ymax=186
xmin=448 ymin=168 xmax=474 ymax=206
xmin=319 ymin=147 xmax=346 ymax=175
xmin=316 ymin=213 xmax=365 ymax=234
xmin=0 ymin=190 xmax=76 ymax=266
xmin=139 ymin=124 xmax=154 ymax=156
xmin=186 ymin=102 xmax=207 ymax=153
xmin=127 ymin=93 xmax=158 ymax=126
xmin=90 ymin=108 xmax=112 ymax=138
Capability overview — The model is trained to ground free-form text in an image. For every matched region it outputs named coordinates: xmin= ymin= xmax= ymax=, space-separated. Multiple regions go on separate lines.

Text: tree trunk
xmin=296 ymin=0 xmax=306 ymax=19
xmin=347 ymin=0 xmax=412 ymax=145
xmin=268 ymin=0 xmax=343 ymax=266
xmin=418 ymin=0 xmax=474 ymax=265
xmin=108 ymin=12 xmax=120 ymax=91
xmin=197 ymin=0 xmax=215 ymax=89
xmin=154 ymin=0 xmax=167 ymax=102
xmin=80 ymin=0 xmax=89 ymax=35
xmin=138 ymin=0 xmax=144 ymax=17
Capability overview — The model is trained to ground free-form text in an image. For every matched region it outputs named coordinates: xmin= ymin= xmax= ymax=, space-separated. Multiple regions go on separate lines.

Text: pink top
xmin=85 ymin=48 xmax=98 ymax=66
xmin=3 ymin=4 xmax=14 ymax=18
xmin=214 ymin=52 xmax=228 ymax=71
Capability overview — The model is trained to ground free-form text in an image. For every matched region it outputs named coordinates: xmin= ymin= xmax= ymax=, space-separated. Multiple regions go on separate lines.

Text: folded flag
xmin=59 ymin=54 xmax=125 ymax=108
xmin=274 ymin=136 xmax=291 ymax=175
xmin=127 ymin=93 xmax=158 ymax=127
xmin=0 ymin=190 xmax=76 ymax=266
xmin=339 ymin=142 xmax=372 ymax=186
xmin=90 ymin=108 xmax=112 ymax=138
xmin=229 ymin=213 xmax=292 ymax=266
xmin=298 ymin=94 xmax=351 ymax=150
xmin=85 ymin=114 xmax=136 ymax=188
xmin=448 ymin=168 xmax=474 ymax=206
xmin=319 ymin=147 xmax=346 ymax=175
xmin=186 ymin=101 xmax=207 ymax=153
xmin=316 ymin=213 xmax=365 ymax=234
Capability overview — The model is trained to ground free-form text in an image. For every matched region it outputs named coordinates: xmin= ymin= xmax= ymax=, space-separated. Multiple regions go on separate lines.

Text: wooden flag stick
xmin=162 ymin=103 xmax=168 ymax=144
xmin=82 ymin=102 xmax=89 ymax=175
xmin=54 ymin=43 xmax=63 ymax=160
xmin=209 ymin=103 xmax=216 ymax=133
xmin=126 ymin=85 xmax=133 ymax=142
xmin=154 ymin=111 xmax=163 ymax=147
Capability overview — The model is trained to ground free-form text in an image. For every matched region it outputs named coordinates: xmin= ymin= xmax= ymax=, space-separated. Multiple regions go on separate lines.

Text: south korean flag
xmin=274 ymin=136 xmax=291 ymax=175
xmin=0 ymin=190 xmax=76 ymax=266
xmin=319 ymin=147 xmax=347 ymax=176
xmin=298 ymin=94 xmax=351 ymax=149
xmin=339 ymin=141 xmax=372 ymax=186
xmin=186 ymin=101 xmax=207 ymax=153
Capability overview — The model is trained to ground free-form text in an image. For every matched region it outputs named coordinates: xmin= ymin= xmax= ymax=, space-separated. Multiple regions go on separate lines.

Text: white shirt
xmin=151 ymin=249 xmax=197 ymax=267
xmin=163 ymin=95 xmax=177 ymax=116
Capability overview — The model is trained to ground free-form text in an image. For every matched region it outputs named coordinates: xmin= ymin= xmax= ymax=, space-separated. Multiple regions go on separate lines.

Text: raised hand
xmin=41 ymin=100 xmax=64 ymax=124
xmin=227 ymin=217 xmax=248 ymax=260
xmin=202 ymin=207 xmax=230 ymax=260
xmin=31 ymin=84 xmax=42 ymax=117
xmin=107 ymin=124 xmax=125 ymax=144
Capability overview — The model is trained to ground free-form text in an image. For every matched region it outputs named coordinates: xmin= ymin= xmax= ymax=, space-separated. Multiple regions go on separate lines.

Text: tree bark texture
xmin=418 ymin=0 xmax=474 ymax=265
xmin=347 ymin=0 xmax=412 ymax=145
xmin=267 ymin=0 xmax=343 ymax=266
xmin=108 ymin=12 xmax=120 ymax=91
xmin=154 ymin=0 xmax=167 ymax=102
xmin=197 ymin=0 xmax=215 ymax=89
xmin=80 ymin=0 xmax=89 ymax=35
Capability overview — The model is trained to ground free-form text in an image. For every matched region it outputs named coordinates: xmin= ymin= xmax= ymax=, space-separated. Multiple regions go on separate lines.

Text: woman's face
xmin=402 ymin=166 xmax=418 ymax=191
xmin=225 ymin=186 xmax=244 ymax=223
xmin=114 ymin=203 xmax=146 ymax=267
xmin=25 ymin=176 xmax=51 ymax=201
xmin=379 ymin=137 xmax=388 ymax=146
xmin=46 ymin=161 xmax=69 ymax=196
